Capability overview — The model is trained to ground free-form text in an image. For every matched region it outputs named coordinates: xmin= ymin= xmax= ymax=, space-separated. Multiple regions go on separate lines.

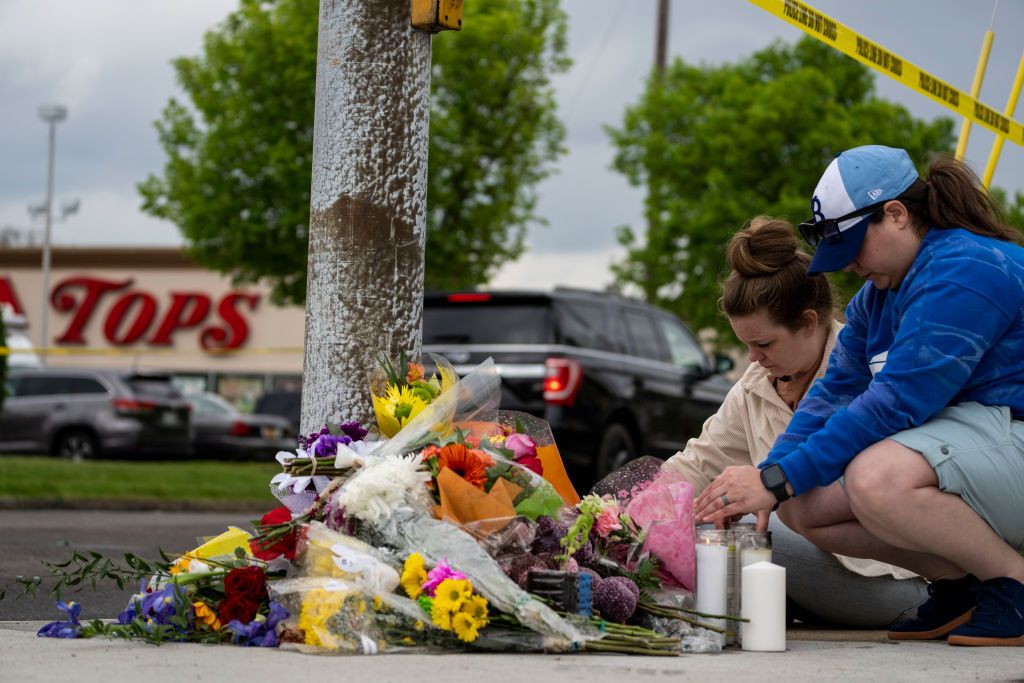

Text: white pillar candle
xmin=696 ymin=541 xmax=729 ymax=645
xmin=740 ymin=561 xmax=786 ymax=652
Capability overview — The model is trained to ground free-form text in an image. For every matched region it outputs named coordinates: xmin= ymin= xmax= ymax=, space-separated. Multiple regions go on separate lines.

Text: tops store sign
xmin=1 ymin=275 xmax=260 ymax=351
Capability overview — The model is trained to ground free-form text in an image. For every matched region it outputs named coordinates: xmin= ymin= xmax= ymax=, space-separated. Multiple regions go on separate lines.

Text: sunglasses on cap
xmin=798 ymin=201 xmax=887 ymax=248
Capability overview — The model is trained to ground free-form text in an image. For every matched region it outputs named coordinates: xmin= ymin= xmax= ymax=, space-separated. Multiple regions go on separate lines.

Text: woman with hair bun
xmin=663 ymin=215 xmax=927 ymax=628
xmin=696 ymin=146 xmax=1024 ymax=646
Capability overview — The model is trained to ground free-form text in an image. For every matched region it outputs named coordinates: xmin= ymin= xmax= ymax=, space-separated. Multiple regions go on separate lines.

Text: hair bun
xmin=725 ymin=216 xmax=803 ymax=276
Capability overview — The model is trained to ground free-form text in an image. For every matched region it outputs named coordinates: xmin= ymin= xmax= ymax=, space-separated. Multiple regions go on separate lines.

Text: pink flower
xmin=506 ymin=433 xmax=544 ymax=475
xmin=593 ymin=507 xmax=622 ymax=539
xmin=421 ymin=558 xmax=467 ymax=596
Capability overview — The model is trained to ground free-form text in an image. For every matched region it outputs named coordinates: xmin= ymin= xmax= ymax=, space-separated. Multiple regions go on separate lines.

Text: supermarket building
xmin=1 ymin=247 xmax=306 ymax=409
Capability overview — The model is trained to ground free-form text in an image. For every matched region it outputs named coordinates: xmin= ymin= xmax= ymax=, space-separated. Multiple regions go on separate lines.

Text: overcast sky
xmin=2 ymin=0 xmax=1023 ymax=291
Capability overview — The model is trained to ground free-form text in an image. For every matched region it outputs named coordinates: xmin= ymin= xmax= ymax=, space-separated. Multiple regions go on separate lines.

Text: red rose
xmin=224 ymin=566 xmax=268 ymax=602
xmin=250 ymin=507 xmax=298 ymax=561
xmin=218 ymin=595 xmax=259 ymax=624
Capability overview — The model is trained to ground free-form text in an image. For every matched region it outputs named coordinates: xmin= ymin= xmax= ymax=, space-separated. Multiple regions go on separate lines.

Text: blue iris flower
xmin=37 ymin=601 xmax=82 ymax=639
xmin=226 ymin=602 xmax=289 ymax=647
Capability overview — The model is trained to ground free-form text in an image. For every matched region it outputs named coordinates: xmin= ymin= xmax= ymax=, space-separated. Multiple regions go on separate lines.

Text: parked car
xmin=188 ymin=391 xmax=296 ymax=459
xmin=0 ymin=368 xmax=192 ymax=460
xmin=423 ymin=288 xmax=734 ymax=489
xmin=254 ymin=390 xmax=302 ymax=434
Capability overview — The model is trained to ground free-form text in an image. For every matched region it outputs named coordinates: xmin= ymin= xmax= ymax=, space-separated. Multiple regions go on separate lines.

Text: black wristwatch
xmin=760 ymin=463 xmax=792 ymax=506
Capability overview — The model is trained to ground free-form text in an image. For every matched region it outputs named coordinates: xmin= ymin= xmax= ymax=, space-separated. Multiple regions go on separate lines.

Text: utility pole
xmin=37 ymin=105 xmax=67 ymax=365
xmin=655 ymin=0 xmax=670 ymax=80
xmin=301 ymin=0 xmax=432 ymax=433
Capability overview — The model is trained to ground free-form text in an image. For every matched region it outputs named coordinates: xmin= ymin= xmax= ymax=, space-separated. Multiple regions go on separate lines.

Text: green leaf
xmin=513 ymin=488 xmax=563 ymax=521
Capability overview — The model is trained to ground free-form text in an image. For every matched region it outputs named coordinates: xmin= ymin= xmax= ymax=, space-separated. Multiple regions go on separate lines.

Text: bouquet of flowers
xmin=370 ymin=352 xmax=458 ymax=438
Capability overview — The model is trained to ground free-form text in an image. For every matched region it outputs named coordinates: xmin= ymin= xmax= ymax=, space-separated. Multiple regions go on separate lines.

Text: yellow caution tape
xmin=749 ymin=0 xmax=1024 ymax=148
xmin=0 ymin=346 xmax=303 ymax=357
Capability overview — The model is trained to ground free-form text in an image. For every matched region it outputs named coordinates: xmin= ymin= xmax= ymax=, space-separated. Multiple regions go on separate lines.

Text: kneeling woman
xmin=663 ymin=216 xmax=926 ymax=628
xmin=697 ymin=146 xmax=1024 ymax=646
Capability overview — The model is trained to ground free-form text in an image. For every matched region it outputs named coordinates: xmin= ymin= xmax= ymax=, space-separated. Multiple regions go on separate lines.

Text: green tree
xmin=607 ymin=37 xmax=955 ymax=340
xmin=139 ymin=0 xmax=569 ymax=303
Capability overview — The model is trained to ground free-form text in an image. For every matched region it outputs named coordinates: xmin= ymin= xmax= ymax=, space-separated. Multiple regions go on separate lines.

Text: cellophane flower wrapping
xmin=270 ymin=576 xmax=446 ymax=654
xmin=460 ymin=410 xmax=580 ymax=506
xmin=293 ymin=521 xmax=401 ymax=594
xmin=366 ymin=509 xmax=592 ymax=650
xmin=624 ymin=469 xmax=697 ymax=591
xmin=371 ymin=358 xmax=502 ymax=459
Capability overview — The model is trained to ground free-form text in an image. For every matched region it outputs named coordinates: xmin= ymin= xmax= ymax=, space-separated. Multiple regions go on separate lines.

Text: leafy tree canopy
xmin=139 ymin=0 xmax=569 ymax=304
xmin=606 ymin=37 xmax=1024 ymax=341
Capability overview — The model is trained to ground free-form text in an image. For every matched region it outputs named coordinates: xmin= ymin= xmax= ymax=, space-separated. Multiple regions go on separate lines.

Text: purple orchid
xmin=37 ymin=600 xmax=82 ymax=639
xmin=301 ymin=421 xmax=367 ymax=450
xmin=226 ymin=602 xmax=289 ymax=647
xmin=311 ymin=433 xmax=353 ymax=458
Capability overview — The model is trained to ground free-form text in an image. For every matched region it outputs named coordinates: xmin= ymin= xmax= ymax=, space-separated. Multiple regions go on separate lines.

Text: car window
xmin=16 ymin=375 xmax=74 ymax=397
xmin=424 ymin=304 xmax=553 ymax=345
xmin=622 ymin=309 xmax=669 ymax=362
xmin=658 ymin=317 xmax=707 ymax=370
xmin=66 ymin=377 xmax=109 ymax=395
xmin=554 ymin=300 xmax=618 ymax=352
xmin=126 ymin=377 xmax=181 ymax=399
xmin=190 ymin=394 xmax=235 ymax=415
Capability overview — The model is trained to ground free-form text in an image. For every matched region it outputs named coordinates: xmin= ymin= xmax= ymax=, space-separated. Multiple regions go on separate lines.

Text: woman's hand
xmin=694 ymin=465 xmax=777 ymax=527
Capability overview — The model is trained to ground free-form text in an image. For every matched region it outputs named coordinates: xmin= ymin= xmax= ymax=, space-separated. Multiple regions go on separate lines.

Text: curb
xmin=0 ymin=497 xmax=271 ymax=512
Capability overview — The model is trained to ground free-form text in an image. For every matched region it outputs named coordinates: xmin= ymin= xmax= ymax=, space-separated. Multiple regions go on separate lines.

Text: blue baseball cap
xmin=802 ymin=145 xmax=919 ymax=274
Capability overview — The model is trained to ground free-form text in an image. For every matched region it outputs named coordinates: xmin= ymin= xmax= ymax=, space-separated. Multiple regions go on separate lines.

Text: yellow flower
xmin=400 ymin=552 xmax=427 ymax=599
xmin=430 ymin=598 xmax=456 ymax=631
xmin=372 ymin=595 xmax=384 ymax=612
xmin=372 ymin=384 xmax=429 ymax=437
xmin=192 ymin=601 xmax=221 ymax=631
xmin=297 ymin=589 xmax=347 ymax=649
xmin=169 ymin=552 xmax=196 ymax=575
xmin=434 ymin=578 xmax=472 ymax=610
xmin=462 ymin=594 xmax=489 ymax=628
xmin=451 ymin=611 xmax=482 ymax=642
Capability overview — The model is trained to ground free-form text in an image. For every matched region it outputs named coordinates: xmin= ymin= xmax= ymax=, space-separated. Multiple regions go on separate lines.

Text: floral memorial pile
xmin=22 ymin=355 xmax=738 ymax=655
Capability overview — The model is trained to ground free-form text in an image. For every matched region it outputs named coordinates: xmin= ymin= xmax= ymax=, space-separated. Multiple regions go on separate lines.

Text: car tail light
xmin=112 ymin=398 xmax=158 ymax=414
xmin=447 ymin=292 xmax=491 ymax=303
xmin=543 ymin=358 xmax=582 ymax=406
xmin=230 ymin=421 xmax=252 ymax=437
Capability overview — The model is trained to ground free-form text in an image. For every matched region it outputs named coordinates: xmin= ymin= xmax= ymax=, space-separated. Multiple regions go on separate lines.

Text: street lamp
xmin=38 ymin=104 xmax=67 ymax=365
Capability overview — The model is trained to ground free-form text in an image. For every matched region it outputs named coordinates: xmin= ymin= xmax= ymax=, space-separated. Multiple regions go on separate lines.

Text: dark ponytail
xmin=893 ymin=155 xmax=1021 ymax=244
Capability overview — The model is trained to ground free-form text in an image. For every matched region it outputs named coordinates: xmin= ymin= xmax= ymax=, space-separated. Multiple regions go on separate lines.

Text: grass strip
xmin=0 ymin=455 xmax=279 ymax=502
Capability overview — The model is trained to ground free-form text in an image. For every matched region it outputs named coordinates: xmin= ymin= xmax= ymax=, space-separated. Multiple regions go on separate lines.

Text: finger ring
xmin=721 ymin=493 xmax=730 ymax=506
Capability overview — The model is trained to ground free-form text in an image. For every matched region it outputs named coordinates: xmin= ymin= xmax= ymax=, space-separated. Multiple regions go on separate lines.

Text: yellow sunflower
xmin=451 ymin=611 xmax=482 ymax=642
xmin=400 ymin=552 xmax=427 ymax=599
xmin=372 ymin=384 xmax=429 ymax=437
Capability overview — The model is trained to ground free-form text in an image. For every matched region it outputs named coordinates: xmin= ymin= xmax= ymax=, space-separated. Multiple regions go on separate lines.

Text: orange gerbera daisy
xmin=437 ymin=443 xmax=493 ymax=490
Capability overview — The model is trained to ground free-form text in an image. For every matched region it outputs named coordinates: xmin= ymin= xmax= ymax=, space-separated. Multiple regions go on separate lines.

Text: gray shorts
xmin=888 ymin=402 xmax=1024 ymax=550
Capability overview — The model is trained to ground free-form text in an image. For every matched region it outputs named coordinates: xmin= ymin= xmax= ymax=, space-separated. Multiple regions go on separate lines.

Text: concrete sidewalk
xmin=4 ymin=621 xmax=1022 ymax=683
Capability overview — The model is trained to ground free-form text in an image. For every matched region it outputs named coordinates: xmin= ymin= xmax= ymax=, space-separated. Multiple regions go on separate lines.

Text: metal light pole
xmin=37 ymin=104 xmax=67 ymax=365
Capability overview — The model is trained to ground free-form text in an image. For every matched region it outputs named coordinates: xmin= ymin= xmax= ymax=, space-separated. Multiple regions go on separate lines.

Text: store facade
xmin=0 ymin=247 xmax=306 ymax=410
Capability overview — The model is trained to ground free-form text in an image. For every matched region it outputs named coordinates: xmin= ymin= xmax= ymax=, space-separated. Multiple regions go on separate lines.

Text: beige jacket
xmin=663 ymin=320 xmax=915 ymax=580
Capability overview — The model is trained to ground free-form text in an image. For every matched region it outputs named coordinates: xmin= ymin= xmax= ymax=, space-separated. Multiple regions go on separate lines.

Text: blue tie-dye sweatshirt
xmin=762 ymin=227 xmax=1024 ymax=496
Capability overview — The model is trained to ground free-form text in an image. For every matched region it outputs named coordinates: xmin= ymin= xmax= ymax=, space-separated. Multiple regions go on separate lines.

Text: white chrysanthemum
xmin=335 ymin=454 xmax=431 ymax=525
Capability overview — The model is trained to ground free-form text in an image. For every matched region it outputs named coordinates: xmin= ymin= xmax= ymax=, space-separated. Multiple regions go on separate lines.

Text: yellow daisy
xmin=400 ymin=553 xmax=427 ymax=599
xmin=462 ymin=594 xmax=489 ymax=628
xmin=434 ymin=578 xmax=472 ymax=611
xmin=451 ymin=611 xmax=482 ymax=642
xmin=430 ymin=598 xmax=456 ymax=630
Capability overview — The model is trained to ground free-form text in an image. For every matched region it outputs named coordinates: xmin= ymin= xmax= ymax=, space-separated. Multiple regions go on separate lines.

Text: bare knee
xmin=845 ymin=440 xmax=917 ymax=516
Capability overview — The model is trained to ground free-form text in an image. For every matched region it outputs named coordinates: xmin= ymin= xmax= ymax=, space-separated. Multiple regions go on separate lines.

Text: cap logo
xmin=867 ymin=188 xmax=883 ymax=200
xmin=811 ymin=196 xmax=825 ymax=222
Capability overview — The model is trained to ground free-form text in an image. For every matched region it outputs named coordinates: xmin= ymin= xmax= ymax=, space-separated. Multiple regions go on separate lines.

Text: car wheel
xmin=596 ymin=423 xmax=636 ymax=480
xmin=54 ymin=430 xmax=98 ymax=462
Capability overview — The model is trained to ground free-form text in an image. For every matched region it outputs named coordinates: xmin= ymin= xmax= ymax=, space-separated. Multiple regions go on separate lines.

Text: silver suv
xmin=0 ymin=368 xmax=192 ymax=459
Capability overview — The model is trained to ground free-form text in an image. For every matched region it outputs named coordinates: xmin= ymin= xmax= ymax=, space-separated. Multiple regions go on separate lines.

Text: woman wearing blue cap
xmin=694 ymin=145 xmax=1024 ymax=646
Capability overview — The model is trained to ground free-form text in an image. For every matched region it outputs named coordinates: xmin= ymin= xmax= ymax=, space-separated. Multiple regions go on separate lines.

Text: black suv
xmin=423 ymin=288 xmax=733 ymax=488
